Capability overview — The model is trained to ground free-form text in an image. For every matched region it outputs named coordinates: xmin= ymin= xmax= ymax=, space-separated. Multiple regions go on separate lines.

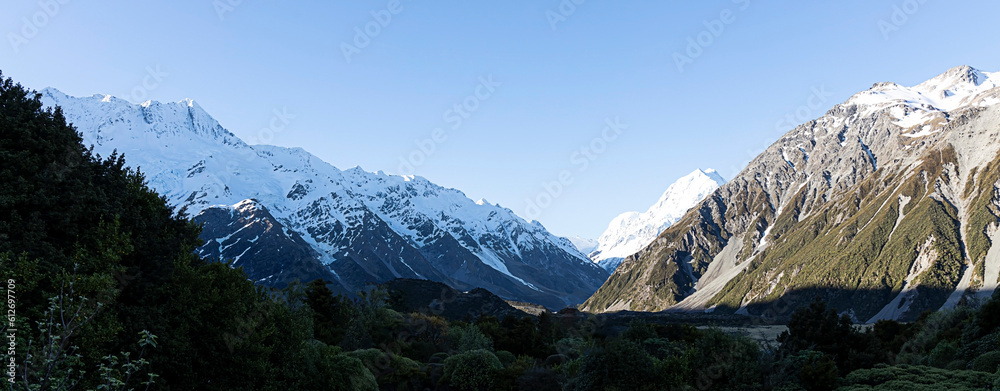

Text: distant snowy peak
xmin=589 ymin=169 xmax=725 ymax=272
xmin=566 ymin=236 xmax=598 ymax=254
xmin=649 ymin=169 xmax=725 ymax=213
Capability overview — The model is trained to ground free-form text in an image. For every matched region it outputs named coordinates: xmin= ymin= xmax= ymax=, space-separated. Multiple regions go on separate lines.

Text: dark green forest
xmin=5 ymin=71 xmax=1000 ymax=390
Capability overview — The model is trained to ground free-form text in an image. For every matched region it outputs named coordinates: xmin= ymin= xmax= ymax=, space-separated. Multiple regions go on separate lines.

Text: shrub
xmin=867 ymin=319 xmax=913 ymax=357
xmin=621 ymin=320 xmax=658 ymax=342
xmin=290 ymin=343 xmax=378 ymax=391
xmin=975 ymin=294 xmax=1000 ymax=336
xmin=347 ymin=348 xmax=394 ymax=375
xmin=346 ymin=348 xmax=427 ymax=389
xmin=450 ymin=323 xmax=494 ymax=352
xmin=689 ymin=329 xmax=763 ymax=390
xmin=326 ymin=354 xmax=379 ymax=391
xmin=495 ymin=355 xmax=536 ymax=390
xmin=970 ymin=351 xmax=1000 ymax=372
xmin=564 ymin=339 xmax=664 ymax=391
xmin=441 ymin=349 xmax=503 ymax=391
xmin=642 ymin=337 xmax=686 ymax=360
xmin=798 ymin=352 xmax=838 ymax=391
xmin=554 ymin=337 xmax=587 ymax=360
xmin=927 ymin=340 xmax=959 ymax=368
xmin=654 ymin=351 xmax=690 ymax=388
xmin=778 ymin=297 xmax=856 ymax=372
xmin=896 ymin=307 xmax=975 ymax=365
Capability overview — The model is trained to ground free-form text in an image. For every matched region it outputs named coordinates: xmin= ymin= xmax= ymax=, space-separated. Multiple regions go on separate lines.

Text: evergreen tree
xmin=303 ymin=279 xmax=354 ymax=346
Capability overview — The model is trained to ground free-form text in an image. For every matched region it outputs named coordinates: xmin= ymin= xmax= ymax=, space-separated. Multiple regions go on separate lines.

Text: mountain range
xmin=39 ymin=64 xmax=1000 ymax=322
xmin=39 ymin=88 xmax=609 ymax=310
xmin=583 ymin=65 xmax=1000 ymax=322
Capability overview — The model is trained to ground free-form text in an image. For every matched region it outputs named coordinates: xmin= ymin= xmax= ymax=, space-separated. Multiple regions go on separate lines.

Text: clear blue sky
xmin=4 ymin=1 xmax=1000 ymax=239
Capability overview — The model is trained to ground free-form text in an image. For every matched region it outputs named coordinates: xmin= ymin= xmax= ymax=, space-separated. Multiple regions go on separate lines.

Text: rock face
xmin=194 ymin=199 xmax=338 ymax=289
xmin=583 ymin=66 xmax=1000 ymax=322
xmin=40 ymin=88 xmax=609 ymax=310
xmin=589 ymin=169 xmax=725 ymax=272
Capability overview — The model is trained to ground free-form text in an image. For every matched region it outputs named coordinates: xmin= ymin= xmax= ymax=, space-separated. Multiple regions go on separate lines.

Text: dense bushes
xmin=347 ymin=348 xmax=426 ymax=389
xmin=970 ymin=351 xmax=1000 ymax=373
xmin=770 ymin=294 xmax=1000 ymax=390
xmin=564 ymin=339 xmax=663 ymax=391
xmin=287 ymin=343 xmax=378 ymax=391
xmin=836 ymin=364 xmax=994 ymax=390
xmin=689 ymin=329 xmax=763 ymax=390
xmin=442 ymin=349 xmax=503 ymax=390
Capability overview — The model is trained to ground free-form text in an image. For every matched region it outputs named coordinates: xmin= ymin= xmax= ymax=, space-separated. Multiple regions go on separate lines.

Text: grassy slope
xmin=708 ymin=147 xmax=967 ymax=321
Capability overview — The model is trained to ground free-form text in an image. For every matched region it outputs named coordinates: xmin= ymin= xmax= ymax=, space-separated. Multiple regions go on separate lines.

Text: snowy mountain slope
xmin=583 ymin=66 xmax=1000 ymax=321
xmin=39 ymin=88 xmax=608 ymax=309
xmin=589 ymin=169 xmax=725 ymax=272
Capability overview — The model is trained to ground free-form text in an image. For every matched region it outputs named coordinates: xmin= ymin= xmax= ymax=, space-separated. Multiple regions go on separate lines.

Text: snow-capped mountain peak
xmin=39 ymin=87 xmax=244 ymax=148
xmin=916 ymin=65 xmax=988 ymax=91
xmin=650 ymin=169 xmax=725 ymax=212
xmin=589 ymin=169 xmax=726 ymax=272
xmin=843 ymin=66 xmax=1000 ymax=138
xmin=849 ymin=66 xmax=1000 ymax=114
